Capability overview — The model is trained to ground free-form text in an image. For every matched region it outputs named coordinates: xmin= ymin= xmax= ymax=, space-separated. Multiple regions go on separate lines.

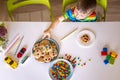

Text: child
xmin=43 ymin=0 xmax=97 ymax=38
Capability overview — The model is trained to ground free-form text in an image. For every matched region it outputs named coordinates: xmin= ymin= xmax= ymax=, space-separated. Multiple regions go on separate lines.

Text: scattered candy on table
xmin=77 ymin=56 xmax=92 ymax=67
xmin=59 ymin=54 xmax=77 ymax=68
xmin=59 ymin=54 xmax=92 ymax=68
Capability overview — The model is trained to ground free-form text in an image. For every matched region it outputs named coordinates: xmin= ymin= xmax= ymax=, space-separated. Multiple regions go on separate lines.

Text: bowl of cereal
xmin=49 ymin=59 xmax=73 ymax=80
xmin=76 ymin=30 xmax=95 ymax=47
xmin=32 ymin=38 xmax=60 ymax=63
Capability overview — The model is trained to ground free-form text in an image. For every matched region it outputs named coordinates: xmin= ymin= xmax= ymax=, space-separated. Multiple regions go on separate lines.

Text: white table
xmin=0 ymin=22 xmax=120 ymax=80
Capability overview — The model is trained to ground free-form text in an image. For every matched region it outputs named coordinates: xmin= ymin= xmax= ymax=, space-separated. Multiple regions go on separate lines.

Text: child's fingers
xmin=41 ymin=35 xmax=45 ymax=39
xmin=45 ymin=33 xmax=51 ymax=39
xmin=42 ymin=33 xmax=51 ymax=39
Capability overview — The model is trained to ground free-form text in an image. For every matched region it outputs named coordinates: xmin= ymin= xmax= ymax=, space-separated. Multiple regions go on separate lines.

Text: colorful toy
xmin=21 ymin=55 xmax=29 ymax=64
xmin=4 ymin=56 xmax=18 ymax=69
xmin=110 ymin=51 xmax=118 ymax=58
xmin=103 ymin=47 xmax=108 ymax=52
xmin=109 ymin=57 xmax=115 ymax=65
xmin=101 ymin=51 xmax=107 ymax=56
xmin=101 ymin=47 xmax=108 ymax=56
xmin=4 ymin=35 xmax=24 ymax=69
xmin=105 ymin=55 xmax=111 ymax=61
xmin=17 ymin=47 xmax=26 ymax=58
xmin=104 ymin=59 xmax=109 ymax=64
xmin=109 ymin=51 xmax=117 ymax=65
xmin=101 ymin=47 xmax=118 ymax=65
xmin=103 ymin=54 xmax=116 ymax=65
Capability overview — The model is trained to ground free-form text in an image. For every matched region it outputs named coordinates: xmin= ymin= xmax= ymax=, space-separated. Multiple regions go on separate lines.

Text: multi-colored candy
xmin=50 ymin=61 xmax=71 ymax=80
xmin=59 ymin=54 xmax=77 ymax=68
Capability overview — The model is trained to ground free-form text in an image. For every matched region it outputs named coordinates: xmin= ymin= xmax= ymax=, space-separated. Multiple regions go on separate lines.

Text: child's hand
xmin=42 ymin=29 xmax=51 ymax=39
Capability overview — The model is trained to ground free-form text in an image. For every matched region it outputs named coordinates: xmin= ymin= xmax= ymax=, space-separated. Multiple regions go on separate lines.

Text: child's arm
xmin=43 ymin=15 xmax=65 ymax=38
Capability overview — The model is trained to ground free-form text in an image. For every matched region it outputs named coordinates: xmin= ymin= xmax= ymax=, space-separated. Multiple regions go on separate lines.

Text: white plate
xmin=76 ymin=30 xmax=96 ymax=48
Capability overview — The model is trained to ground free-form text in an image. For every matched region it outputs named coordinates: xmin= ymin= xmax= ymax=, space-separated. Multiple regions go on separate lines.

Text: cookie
xmin=39 ymin=44 xmax=47 ymax=52
xmin=44 ymin=54 xmax=52 ymax=63
xmin=37 ymin=56 xmax=44 ymax=62
xmin=40 ymin=39 xmax=50 ymax=46
xmin=49 ymin=51 xmax=57 ymax=59
xmin=51 ymin=42 xmax=57 ymax=49
xmin=80 ymin=34 xmax=90 ymax=44
xmin=33 ymin=43 xmax=39 ymax=50
xmin=33 ymin=48 xmax=42 ymax=59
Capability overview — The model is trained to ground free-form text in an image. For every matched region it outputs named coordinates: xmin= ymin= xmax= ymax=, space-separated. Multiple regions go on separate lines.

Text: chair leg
xmin=9 ymin=13 xmax=14 ymax=21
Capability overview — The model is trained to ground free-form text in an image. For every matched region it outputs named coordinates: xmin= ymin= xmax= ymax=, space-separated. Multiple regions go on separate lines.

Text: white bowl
xmin=49 ymin=59 xmax=73 ymax=80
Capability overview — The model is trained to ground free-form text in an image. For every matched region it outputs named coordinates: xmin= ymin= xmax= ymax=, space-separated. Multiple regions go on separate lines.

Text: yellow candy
xmin=60 ymin=66 xmax=66 ymax=70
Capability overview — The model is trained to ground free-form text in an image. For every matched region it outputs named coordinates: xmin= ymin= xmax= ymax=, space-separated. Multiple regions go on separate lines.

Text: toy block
xmin=101 ymin=51 xmax=107 ymax=56
xmin=104 ymin=59 xmax=109 ymax=64
xmin=110 ymin=51 xmax=118 ymax=58
xmin=105 ymin=55 xmax=111 ymax=61
xmin=109 ymin=57 xmax=115 ymax=65
xmin=103 ymin=47 xmax=108 ymax=52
